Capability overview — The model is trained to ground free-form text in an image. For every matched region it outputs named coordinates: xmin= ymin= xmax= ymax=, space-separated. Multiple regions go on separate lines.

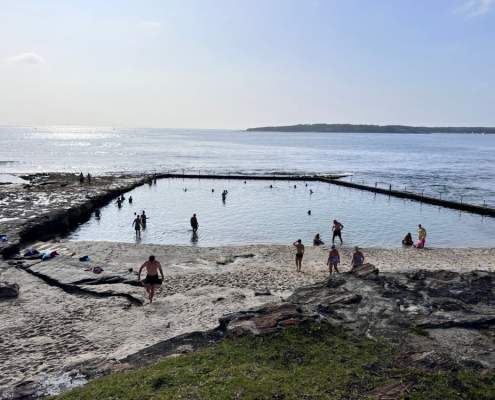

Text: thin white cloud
xmin=7 ymin=52 xmax=46 ymax=65
xmin=455 ymin=0 xmax=494 ymax=17
xmin=140 ymin=20 xmax=161 ymax=31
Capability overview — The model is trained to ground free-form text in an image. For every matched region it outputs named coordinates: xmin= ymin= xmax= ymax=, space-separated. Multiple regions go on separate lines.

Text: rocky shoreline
xmin=0 ymin=173 xmax=148 ymax=258
xmin=124 ymin=264 xmax=495 ymax=372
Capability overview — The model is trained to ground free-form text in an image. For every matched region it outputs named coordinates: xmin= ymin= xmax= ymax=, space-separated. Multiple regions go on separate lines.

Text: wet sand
xmin=1 ymin=241 xmax=494 ymax=398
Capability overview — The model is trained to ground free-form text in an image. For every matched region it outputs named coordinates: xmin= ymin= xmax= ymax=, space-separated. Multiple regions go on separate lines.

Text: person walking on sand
xmin=332 ymin=220 xmax=344 ymax=244
xmin=190 ymin=213 xmax=199 ymax=233
xmin=132 ymin=215 xmax=142 ymax=238
xmin=138 ymin=255 xmax=164 ymax=304
xmin=293 ymin=239 xmax=305 ymax=272
xmin=327 ymin=245 xmax=340 ymax=274
xmin=351 ymin=246 xmax=365 ymax=270
xmin=416 ymin=224 xmax=427 ymax=249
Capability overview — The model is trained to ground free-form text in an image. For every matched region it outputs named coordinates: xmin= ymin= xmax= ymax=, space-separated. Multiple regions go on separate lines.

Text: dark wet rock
xmin=0 ymin=173 xmax=148 ymax=258
xmin=10 ymin=380 xmax=38 ymax=400
xmin=218 ymin=303 xmax=318 ymax=336
xmin=0 ymin=281 xmax=19 ymax=299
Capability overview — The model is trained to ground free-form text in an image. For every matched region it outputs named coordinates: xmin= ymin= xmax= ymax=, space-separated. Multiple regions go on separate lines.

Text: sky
xmin=0 ymin=0 xmax=494 ymax=129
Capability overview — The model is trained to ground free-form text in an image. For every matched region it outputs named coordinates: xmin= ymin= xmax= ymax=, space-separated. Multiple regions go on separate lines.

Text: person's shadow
xmin=191 ymin=231 xmax=198 ymax=244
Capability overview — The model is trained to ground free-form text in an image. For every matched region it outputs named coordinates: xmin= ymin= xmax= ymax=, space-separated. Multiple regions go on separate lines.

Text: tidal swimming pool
xmin=68 ymin=178 xmax=495 ymax=248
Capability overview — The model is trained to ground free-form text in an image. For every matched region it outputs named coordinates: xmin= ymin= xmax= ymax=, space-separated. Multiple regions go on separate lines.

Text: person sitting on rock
xmin=402 ymin=232 xmax=413 ymax=246
xmin=313 ymin=233 xmax=324 ymax=246
xmin=351 ymin=246 xmax=365 ymax=269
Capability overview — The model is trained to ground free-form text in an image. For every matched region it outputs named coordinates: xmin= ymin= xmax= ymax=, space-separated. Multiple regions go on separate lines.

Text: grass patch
xmin=52 ymin=323 xmax=495 ymax=400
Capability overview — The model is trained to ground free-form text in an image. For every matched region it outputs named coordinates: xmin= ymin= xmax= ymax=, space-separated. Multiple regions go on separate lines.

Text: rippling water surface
xmin=1 ymin=126 xmax=494 ymax=205
xmin=68 ymin=178 xmax=495 ymax=248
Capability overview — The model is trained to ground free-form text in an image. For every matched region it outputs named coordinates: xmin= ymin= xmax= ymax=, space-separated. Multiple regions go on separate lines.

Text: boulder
xmin=0 ymin=281 xmax=19 ymax=299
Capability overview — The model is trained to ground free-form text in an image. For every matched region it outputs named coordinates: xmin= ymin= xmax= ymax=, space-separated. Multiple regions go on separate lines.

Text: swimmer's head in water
xmin=149 ymin=255 xmax=155 ymax=262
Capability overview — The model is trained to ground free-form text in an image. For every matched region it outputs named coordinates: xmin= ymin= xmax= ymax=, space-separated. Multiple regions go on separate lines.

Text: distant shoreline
xmin=246 ymin=123 xmax=495 ymax=134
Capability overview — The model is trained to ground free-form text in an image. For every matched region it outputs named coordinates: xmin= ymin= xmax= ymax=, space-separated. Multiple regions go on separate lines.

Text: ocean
xmin=1 ymin=126 xmax=495 ymax=206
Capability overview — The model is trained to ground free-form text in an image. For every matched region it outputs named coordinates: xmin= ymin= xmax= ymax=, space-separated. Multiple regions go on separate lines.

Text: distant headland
xmin=246 ymin=124 xmax=495 ymax=134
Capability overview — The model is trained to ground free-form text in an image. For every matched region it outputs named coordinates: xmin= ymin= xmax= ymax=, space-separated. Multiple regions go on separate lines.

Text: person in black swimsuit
xmin=138 ymin=255 xmax=164 ymax=303
xmin=332 ymin=220 xmax=344 ymax=244
xmin=293 ymin=239 xmax=305 ymax=272
xmin=190 ymin=213 xmax=199 ymax=233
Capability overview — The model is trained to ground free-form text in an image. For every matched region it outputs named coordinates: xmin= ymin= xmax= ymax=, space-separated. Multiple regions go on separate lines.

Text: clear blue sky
xmin=0 ymin=0 xmax=494 ymax=128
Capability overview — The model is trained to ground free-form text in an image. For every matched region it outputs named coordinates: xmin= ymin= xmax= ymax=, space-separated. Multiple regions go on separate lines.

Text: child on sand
xmin=327 ymin=245 xmax=340 ymax=274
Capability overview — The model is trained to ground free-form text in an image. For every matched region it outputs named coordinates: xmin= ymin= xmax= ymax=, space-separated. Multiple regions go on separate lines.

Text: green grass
xmin=52 ymin=324 xmax=495 ymax=400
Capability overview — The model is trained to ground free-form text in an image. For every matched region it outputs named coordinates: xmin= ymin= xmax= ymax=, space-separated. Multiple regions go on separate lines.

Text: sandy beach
xmin=1 ymin=241 xmax=494 ymax=397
